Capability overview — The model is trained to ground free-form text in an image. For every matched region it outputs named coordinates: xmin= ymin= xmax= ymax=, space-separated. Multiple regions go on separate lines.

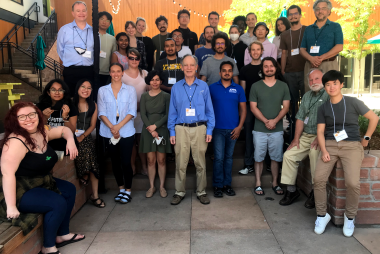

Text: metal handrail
xmin=27 ymin=11 xmax=57 ymax=53
xmin=0 ymin=2 xmax=40 ymax=48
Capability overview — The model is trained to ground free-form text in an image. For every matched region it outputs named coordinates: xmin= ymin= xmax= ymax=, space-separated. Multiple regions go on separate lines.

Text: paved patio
xmin=61 ymin=187 xmax=378 ymax=254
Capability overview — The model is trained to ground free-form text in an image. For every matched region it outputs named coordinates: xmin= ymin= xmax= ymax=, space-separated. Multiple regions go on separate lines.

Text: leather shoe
xmin=197 ymin=194 xmax=210 ymax=205
xmin=304 ymin=190 xmax=315 ymax=209
xmin=170 ymin=194 xmax=184 ymax=205
xmin=279 ymin=189 xmax=300 ymax=206
xmin=214 ymin=187 xmax=223 ymax=198
xmin=223 ymin=185 xmax=236 ymax=196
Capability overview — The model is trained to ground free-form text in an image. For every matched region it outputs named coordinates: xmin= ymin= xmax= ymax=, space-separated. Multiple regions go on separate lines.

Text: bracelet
xmin=62 ymin=115 xmax=69 ymax=120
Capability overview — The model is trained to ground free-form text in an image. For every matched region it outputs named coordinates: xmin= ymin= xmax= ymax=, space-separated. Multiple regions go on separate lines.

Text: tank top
xmin=8 ymin=137 xmax=58 ymax=177
xmin=114 ymin=51 xmax=129 ymax=71
xmin=77 ymin=111 xmax=92 ymax=131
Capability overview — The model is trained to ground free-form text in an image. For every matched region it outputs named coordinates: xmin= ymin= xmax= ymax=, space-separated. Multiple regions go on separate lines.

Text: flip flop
xmin=272 ymin=186 xmax=284 ymax=195
xmin=56 ymin=234 xmax=85 ymax=248
xmin=38 ymin=251 xmax=60 ymax=254
xmin=254 ymin=186 xmax=265 ymax=195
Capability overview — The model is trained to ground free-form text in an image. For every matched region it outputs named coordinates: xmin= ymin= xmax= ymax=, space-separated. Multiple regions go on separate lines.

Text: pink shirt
xmin=121 ymin=70 xmax=148 ymax=103
xmin=244 ymin=39 xmax=278 ymax=65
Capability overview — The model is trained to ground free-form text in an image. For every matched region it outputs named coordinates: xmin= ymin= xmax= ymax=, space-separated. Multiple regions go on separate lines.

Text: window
xmin=43 ymin=0 xmax=48 ymax=17
xmin=11 ymin=0 xmax=23 ymax=5
xmin=363 ymin=54 xmax=372 ymax=94
xmin=339 ymin=56 xmax=354 ymax=94
xmin=372 ymin=53 xmax=380 ymax=94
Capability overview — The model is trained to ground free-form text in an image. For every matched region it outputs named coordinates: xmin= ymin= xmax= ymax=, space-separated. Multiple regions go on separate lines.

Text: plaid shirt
xmin=296 ymin=88 xmax=329 ymax=135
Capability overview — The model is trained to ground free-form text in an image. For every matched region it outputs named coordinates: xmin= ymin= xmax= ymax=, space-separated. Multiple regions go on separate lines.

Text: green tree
xmin=220 ymin=0 xmax=308 ymax=36
xmin=334 ymin=0 xmax=380 ymax=94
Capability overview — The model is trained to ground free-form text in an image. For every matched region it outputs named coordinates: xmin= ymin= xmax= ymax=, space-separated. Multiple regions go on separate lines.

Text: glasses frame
xmin=17 ymin=112 xmax=38 ymax=121
xmin=49 ymin=88 xmax=65 ymax=94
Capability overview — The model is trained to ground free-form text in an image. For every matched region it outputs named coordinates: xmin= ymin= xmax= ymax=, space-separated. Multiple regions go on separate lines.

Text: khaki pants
xmin=304 ymin=60 xmax=339 ymax=92
xmin=281 ymin=133 xmax=320 ymax=185
xmin=174 ymin=125 xmax=208 ymax=197
xmin=314 ymin=140 xmax=364 ymax=218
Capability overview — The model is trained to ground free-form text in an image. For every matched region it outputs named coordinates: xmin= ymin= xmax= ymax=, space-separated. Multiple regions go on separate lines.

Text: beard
xmin=290 ymin=21 xmax=299 ymax=25
xmin=206 ymin=38 xmax=212 ymax=43
xmin=222 ymin=77 xmax=231 ymax=81
xmin=263 ymin=72 xmax=275 ymax=78
xmin=310 ymin=83 xmax=323 ymax=92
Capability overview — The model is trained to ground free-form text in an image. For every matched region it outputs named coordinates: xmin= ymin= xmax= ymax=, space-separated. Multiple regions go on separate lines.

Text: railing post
xmin=28 ymin=12 xmax=30 ymax=34
xmin=36 ymin=4 xmax=39 ymax=24
xmin=23 ymin=18 xmax=26 ymax=40
xmin=7 ymin=43 xmax=12 ymax=73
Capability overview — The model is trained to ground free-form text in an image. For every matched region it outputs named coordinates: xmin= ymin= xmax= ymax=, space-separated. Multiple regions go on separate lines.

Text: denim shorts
xmin=252 ymin=130 xmax=284 ymax=162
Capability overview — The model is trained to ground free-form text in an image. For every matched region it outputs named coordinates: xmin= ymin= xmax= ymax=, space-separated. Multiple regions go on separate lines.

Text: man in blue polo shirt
xmin=209 ymin=61 xmax=246 ymax=198
xmin=300 ymin=0 xmax=343 ymax=93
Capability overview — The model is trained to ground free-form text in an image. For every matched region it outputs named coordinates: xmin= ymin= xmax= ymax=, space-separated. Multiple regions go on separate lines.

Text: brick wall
xmin=297 ymin=151 xmax=380 ymax=225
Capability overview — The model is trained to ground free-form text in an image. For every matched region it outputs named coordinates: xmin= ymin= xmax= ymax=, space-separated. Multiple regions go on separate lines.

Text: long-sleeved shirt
xmin=98 ymin=83 xmax=137 ymax=138
xmin=57 ymin=20 xmax=97 ymax=67
xmin=244 ymin=38 xmax=277 ymax=65
xmin=168 ymin=78 xmax=215 ymax=136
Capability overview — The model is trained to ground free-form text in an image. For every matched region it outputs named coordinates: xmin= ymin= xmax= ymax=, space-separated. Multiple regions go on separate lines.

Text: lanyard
xmin=330 ymin=96 xmax=346 ymax=134
xmin=307 ymin=90 xmax=325 ymax=114
xmin=183 ymin=82 xmax=197 ymax=109
xmin=167 ymin=57 xmax=177 ymax=80
xmin=73 ymin=27 xmax=89 ymax=49
xmin=313 ymin=24 xmax=327 ymax=46
xmin=290 ymin=27 xmax=302 ymax=50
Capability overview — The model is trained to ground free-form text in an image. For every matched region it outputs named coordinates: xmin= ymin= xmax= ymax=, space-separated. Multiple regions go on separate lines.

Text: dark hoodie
xmin=176 ymin=26 xmax=198 ymax=54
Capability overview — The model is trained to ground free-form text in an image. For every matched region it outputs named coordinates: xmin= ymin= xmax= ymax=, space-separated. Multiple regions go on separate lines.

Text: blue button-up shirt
xmin=57 ymin=20 xmax=97 ymax=67
xmin=300 ymin=19 xmax=343 ymax=56
xmin=98 ymin=83 xmax=137 ymax=138
xmin=168 ymin=78 xmax=215 ymax=136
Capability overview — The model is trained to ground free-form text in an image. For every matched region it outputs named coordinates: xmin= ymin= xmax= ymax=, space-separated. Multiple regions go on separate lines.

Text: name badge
xmin=100 ymin=51 xmax=107 ymax=58
xmin=334 ymin=130 xmax=348 ymax=142
xmin=304 ymin=116 xmax=309 ymax=125
xmin=83 ymin=51 xmax=92 ymax=58
xmin=168 ymin=78 xmax=176 ymax=85
xmin=186 ymin=108 xmax=195 ymax=116
xmin=310 ymin=46 xmax=320 ymax=54
xmin=291 ymin=48 xmax=300 ymax=56
xmin=75 ymin=129 xmax=85 ymax=137
xmin=160 ymin=51 xmax=164 ymax=56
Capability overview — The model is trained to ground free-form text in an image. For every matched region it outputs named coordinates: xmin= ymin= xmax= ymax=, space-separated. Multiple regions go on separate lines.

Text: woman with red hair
xmin=0 ymin=102 xmax=85 ymax=254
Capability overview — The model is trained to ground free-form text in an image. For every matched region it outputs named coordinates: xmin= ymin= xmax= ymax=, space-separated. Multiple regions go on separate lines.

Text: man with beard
xmin=300 ymin=0 xmax=343 ymax=92
xmin=209 ymin=61 xmax=246 ymax=198
xmin=195 ymin=26 xmax=215 ymax=72
xmin=279 ymin=68 xmax=329 ymax=207
xmin=159 ymin=29 xmax=192 ymax=60
xmin=155 ymin=38 xmax=184 ymax=93
xmin=250 ymin=57 xmax=290 ymax=196
xmin=176 ymin=9 xmax=198 ymax=54
xmin=152 ymin=15 xmax=169 ymax=64
xmin=200 ymin=33 xmax=239 ymax=85
xmin=198 ymin=12 xmax=227 ymax=46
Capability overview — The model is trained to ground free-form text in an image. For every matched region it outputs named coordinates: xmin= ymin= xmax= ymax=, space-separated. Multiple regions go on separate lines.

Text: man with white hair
xmin=279 ymin=68 xmax=329 ymax=208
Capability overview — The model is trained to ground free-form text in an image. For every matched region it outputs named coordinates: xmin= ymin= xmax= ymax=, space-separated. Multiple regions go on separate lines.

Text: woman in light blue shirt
xmin=97 ymin=62 xmax=137 ymax=204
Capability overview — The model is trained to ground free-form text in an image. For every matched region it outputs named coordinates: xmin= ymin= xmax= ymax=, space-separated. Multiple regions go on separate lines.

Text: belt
xmin=322 ymin=56 xmax=336 ymax=62
xmin=176 ymin=122 xmax=206 ymax=127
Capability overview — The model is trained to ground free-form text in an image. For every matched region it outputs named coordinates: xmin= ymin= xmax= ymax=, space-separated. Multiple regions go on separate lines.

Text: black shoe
xmin=304 ymin=190 xmax=315 ymax=209
xmin=223 ymin=185 xmax=236 ymax=196
xmin=279 ymin=190 xmax=300 ymax=206
xmin=214 ymin=187 xmax=223 ymax=198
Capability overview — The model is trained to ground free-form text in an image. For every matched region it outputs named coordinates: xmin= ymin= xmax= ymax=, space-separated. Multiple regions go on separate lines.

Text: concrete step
xmin=20 ymin=73 xmax=38 ymax=79
xmin=13 ymin=69 xmax=33 ymax=74
xmin=4 ymin=62 xmax=34 ymax=68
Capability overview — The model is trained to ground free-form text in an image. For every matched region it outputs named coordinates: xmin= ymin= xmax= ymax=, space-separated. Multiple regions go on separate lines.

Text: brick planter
xmin=297 ymin=151 xmax=380 ymax=225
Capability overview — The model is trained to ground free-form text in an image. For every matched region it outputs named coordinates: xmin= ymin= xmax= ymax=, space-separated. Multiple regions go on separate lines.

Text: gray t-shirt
xmin=317 ymin=96 xmax=369 ymax=141
xmin=200 ymin=55 xmax=239 ymax=85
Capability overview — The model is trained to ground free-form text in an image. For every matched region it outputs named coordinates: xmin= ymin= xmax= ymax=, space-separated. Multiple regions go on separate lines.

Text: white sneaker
xmin=314 ymin=213 xmax=331 ymax=235
xmin=239 ymin=166 xmax=254 ymax=175
xmin=343 ymin=213 xmax=355 ymax=237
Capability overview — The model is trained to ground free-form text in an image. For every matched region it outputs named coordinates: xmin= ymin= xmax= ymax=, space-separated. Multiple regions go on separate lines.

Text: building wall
xmin=0 ymin=0 xmax=49 ymax=23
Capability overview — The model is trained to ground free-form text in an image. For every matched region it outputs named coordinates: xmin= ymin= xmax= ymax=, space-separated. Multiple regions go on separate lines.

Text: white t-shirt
xmin=178 ymin=46 xmax=192 ymax=58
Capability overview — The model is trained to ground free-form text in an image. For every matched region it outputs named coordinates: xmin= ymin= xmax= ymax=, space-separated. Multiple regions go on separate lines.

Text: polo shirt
xmin=209 ymin=80 xmax=246 ymax=130
xmin=300 ymin=19 xmax=343 ymax=56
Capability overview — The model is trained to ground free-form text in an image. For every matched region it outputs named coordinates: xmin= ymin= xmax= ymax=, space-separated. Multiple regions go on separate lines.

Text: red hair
xmin=1 ymin=102 xmax=47 ymax=151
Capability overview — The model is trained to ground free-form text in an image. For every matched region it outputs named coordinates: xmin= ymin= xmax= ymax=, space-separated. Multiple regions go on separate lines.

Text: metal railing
xmin=0 ymin=2 xmax=40 ymax=48
xmin=28 ymin=11 xmax=57 ymax=55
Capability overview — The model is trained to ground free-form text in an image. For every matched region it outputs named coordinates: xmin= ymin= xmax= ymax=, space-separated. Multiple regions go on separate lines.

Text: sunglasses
xmin=128 ymin=56 xmax=140 ymax=61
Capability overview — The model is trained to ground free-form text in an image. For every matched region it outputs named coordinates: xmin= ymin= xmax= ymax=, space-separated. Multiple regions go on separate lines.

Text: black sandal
xmin=254 ymin=186 xmax=265 ymax=195
xmin=79 ymin=175 xmax=89 ymax=186
xmin=55 ymin=234 xmax=85 ymax=248
xmin=114 ymin=192 xmax=124 ymax=202
xmin=90 ymin=196 xmax=106 ymax=208
xmin=119 ymin=193 xmax=132 ymax=204
xmin=272 ymin=186 xmax=284 ymax=195
xmin=39 ymin=251 xmax=60 ymax=254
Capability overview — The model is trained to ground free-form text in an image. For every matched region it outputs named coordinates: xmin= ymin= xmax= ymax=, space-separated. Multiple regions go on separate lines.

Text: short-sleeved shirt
xmin=279 ymin=26 xmax=307 ymax=73
xmin=159 ymin=46 xmax=192 ymax=60
xmin=209 ymin=80 xmax=246 ymax=130
xmin=249 ymin=80 xmax=291 ymax=133
xmin=239 ymin=63 xmax=261 ymax=103
xmin=300 ymin=19 xmax=343 ymax=56
xmin=239 ymin=32 xmax=257 ymax=47
xmin=152 ymin=34 xmax=169 ymax=62
xmin=317 ymin=96 xmax=369 ymax=141
xmin=99 ymin=33 xmax=117 ymax=75
xmin=154 ymin=57 xmax=184 ymax=89
xmin=200 ymin=56 xmax=239 ymax=85
xmin=195 ymin=46 xmax=215 ymax=69
xmin=296 ymin=89 xmax=329 ymax=135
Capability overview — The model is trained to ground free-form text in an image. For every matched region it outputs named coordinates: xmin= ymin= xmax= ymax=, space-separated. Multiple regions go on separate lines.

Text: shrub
xmin=358 ymin=110 xmax=380 ymax=135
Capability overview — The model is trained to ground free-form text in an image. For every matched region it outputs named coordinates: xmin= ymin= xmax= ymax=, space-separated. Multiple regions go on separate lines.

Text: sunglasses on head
xmin=128 ymin=56 xmax=140 ymax=61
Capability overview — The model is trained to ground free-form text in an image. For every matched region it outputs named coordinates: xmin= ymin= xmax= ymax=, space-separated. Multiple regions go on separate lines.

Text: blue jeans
xmin=212 ymin=128 xmax=237 ymax=188
xmin=18 ymin=178 xmax=76 ymax=248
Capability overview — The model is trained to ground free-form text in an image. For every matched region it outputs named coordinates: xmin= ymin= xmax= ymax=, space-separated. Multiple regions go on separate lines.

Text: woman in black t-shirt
xmin=314 ymin=70 xmax=379 ymax=237
xmin=36 ymin=79 xmax=78 ymax=152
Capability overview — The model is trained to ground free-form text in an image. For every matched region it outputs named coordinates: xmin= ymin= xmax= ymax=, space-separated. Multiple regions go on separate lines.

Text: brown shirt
xmin=280 ymin=26 xmax=307 ymax=73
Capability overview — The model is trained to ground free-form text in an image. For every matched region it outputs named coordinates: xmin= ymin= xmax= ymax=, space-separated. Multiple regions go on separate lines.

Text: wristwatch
xmin=364 ymin=136 xmax=371 ymax=141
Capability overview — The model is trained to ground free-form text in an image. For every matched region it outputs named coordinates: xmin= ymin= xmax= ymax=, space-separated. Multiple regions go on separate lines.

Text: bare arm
xmin=111 ymin=52 xmax=119 ymax=64
xmin=48 ymin=126 xmax=78 ymax=159
xmin=300 ymin=48 xmax=312 ymax=62
xmin=320 ymin=44 xmax=343 ymax=61
xmin=250 ymin=101 xmax=268 ymax=123
xmin=274 ymin=100 xmax=290 ymax=124
xmin=362 ymin=110 xmax=380 ymax=146
xmin=65 ymin=116 xmax=77 ymax=133
xmin=233 ymin=76 xmax=239 ymax=84
xmin=240 ymin=80 xmax=246 ymax=91
xmin=281 ymin=50 xmax=287 ymax=74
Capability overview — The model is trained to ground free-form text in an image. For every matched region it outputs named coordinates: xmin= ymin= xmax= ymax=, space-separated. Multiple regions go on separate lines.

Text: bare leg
xmin=271 ymin=160 xmax=283 ymax=194
xmin=90 ymin=172 xmax=99 ymax=199
xmin=147 ymin=152 xmax=157 ymax=189
xmin=157 ymin=152 xmax=167 ymax=189
xmin=255 ymin=161 xmax=264 ymax=194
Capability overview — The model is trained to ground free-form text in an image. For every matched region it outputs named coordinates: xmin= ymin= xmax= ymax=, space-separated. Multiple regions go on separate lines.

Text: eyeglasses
xmin=179 ymin=15 xmax=189 ymax=19
xmin=128 ymin=56 xmax=140 ymax=61
xmin=216 ymin=42 xmax=225 ymax=46
xmin=80 ymin=85 xmax=92 ymax=91
xmin=172 ymin=35 xmax=182 ymax=39
xmin=315 ymin=7 xmax=329 ymax=12
xmin=50 ymin=88 xmax=65 ymax=94
xmin=17 ymin=112 xmax=37 ymax=121
xmin=288 ymin=12 xmax=299 ymax=17
xmin=99 ymin=18 xmax=110 ymax=23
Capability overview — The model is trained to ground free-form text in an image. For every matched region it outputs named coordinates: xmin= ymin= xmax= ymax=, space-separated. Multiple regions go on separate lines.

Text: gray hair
xmin=180 ymin=54 xmax=198 ymax=66
xmin=313 ymin=0 xmax=332 ymax=11
xmin=72 ymin=1 xmax=87 ymax=11
xmin=307 ymin=68 xmax=324 ymax=83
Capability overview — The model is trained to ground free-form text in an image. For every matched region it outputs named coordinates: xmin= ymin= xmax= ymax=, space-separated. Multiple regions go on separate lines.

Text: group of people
xmin=0 ymin=0 xmax=379 ymax=253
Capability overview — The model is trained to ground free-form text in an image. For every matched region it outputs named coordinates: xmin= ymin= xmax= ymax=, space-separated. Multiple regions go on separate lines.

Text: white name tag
xmin=168 ymin=78 xmax=176 ymax=85
xmin=291 ymin=48 xmax=299 ymax=56
xmin=75 ymin=129 xmax=85 ymax=137
xmin=304 ymin=117 xmax=309 ymax=125
xmin=100 ymin=51 xmax=107 ymax=58
xmin=83 ymin=51 xmax=92 ymax=58
xmin=310 ymin=46 xmax=320 ymax=54
xmin=334 ymin=130 xmax=348 ymax=142
xmin=186 ymin=108 xmax=195 ymax=116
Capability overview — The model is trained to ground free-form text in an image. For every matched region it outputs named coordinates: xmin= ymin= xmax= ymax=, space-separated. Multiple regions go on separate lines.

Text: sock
xmin=287 ymin=185 xmax=296 ymax=192
xmin=120 ymin=189 xmax=126 ymax=193
xmin=126 ymin=191 xmax=131 ymax=195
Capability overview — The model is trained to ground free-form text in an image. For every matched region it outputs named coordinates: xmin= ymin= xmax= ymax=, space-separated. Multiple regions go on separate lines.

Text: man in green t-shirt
xmin=250 ymin=57 xmax=291 ymax=196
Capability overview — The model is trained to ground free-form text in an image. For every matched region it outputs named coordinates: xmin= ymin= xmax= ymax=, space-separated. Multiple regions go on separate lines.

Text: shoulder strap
xmin=7 ymin=137 xmax=31 ymax=151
